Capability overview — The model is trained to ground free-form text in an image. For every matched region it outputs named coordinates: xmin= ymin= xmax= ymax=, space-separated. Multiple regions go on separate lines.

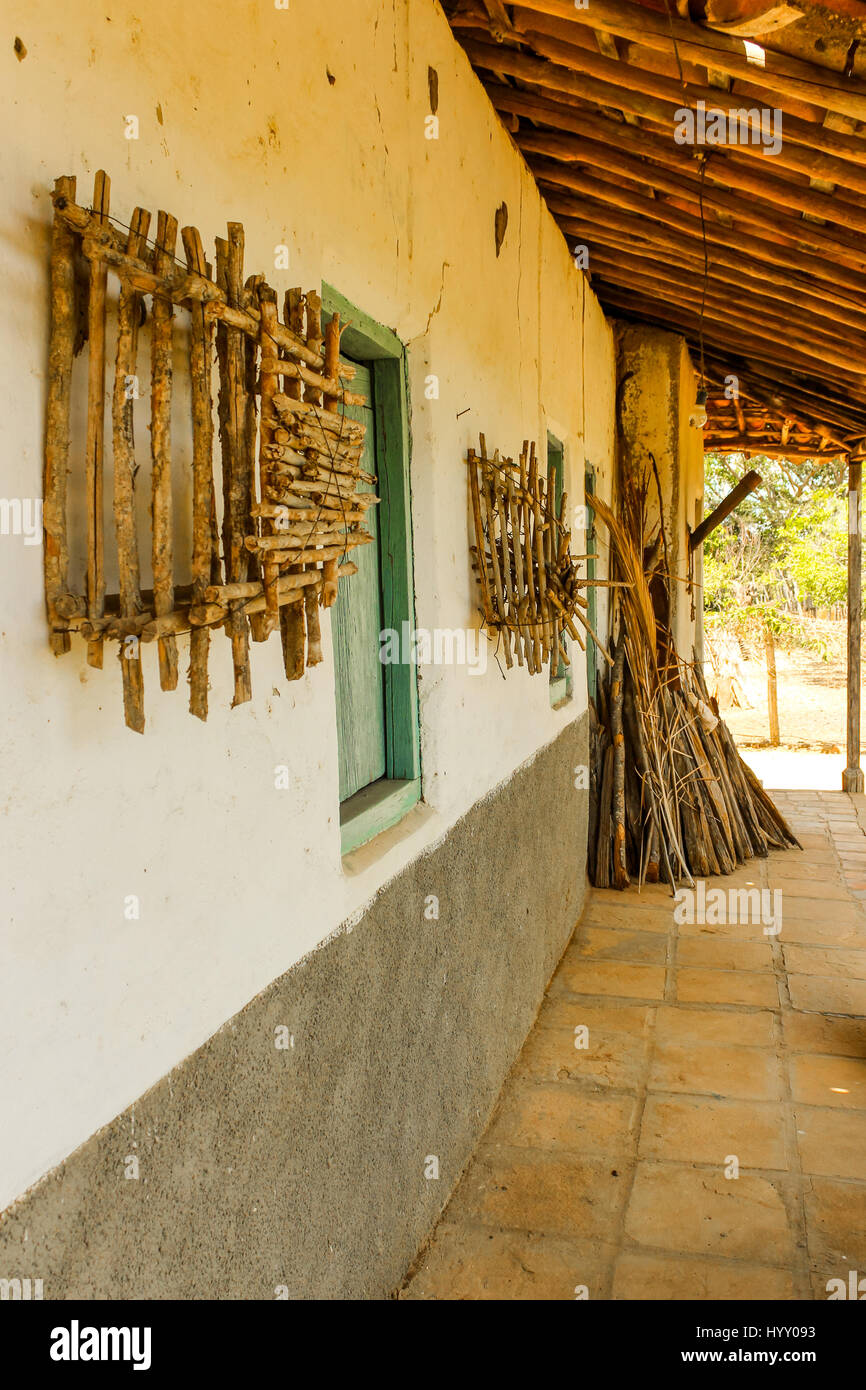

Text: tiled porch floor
xmin=402 ymin=790 xmax=866 ymax=1301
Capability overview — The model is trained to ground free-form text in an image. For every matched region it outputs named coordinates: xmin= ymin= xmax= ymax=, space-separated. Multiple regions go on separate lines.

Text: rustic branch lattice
xmin=468 ymin=433 xmax=610 ymax=674
xmin=44 ymin=170 xmax=376 ymax=731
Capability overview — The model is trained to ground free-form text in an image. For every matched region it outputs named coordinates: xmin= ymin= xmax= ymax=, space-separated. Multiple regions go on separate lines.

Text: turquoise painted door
xmin=332 ymin=359 xmax=386 ymax=801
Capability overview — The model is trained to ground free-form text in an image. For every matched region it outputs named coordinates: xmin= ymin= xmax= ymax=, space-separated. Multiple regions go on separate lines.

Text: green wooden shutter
xmin=332 ymin=359 xmax=386 ymax=801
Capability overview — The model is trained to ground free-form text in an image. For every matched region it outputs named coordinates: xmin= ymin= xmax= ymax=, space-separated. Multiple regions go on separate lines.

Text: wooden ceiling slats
xmin=598 ymin=285 xmax=866 ymax=386
xmin=485 ymin=81 xmax=866 ymax=199
xmin=597 ymin=278 xmax=866 ymax=374
xmin=586 ymin=246 xmax=866 ymax=343
xmin=444 ymin=1 xmax=866 ymax=445
xmin=512 ymin=0 xmax=866 ymax=121
xmin=552 ymin=201 xmax=866 ymax=317
xmin=540 ymin=174 xmax=866 ymax=290
xmin=518 ymin=129 xmax=866 ymax=244
xmin=511 ymin=112 xmax=866 ymax=229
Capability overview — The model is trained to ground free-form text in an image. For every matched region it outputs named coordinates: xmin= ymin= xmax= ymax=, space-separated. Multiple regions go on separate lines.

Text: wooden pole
xmin=320 ymin=312 xmax=343 ymax=608
xmin=83 ymin=171 xmax=110 ymax=670
xmin=764 ymin=625 xmax=780 ymax=749
xmin=611 ymin=630 xmax=629 ymax=889
xmin=151 ymin=210 xmax=179 ymax=692
xmin=302 ymin=289 xmax=324 ymax=666
xmin=279 ymin=287 xmax=308 ymax=681
xmin=182 ymin=226 xmax=216 ymax=719
xmin=690 ymin=471 xmax=762 ymax=551
xmin=257 ymin=286 xmax=282 ymax=635
xmin=844 ymin=457 xmax=864 ymax=792
xmin=44 ymin=176 xmax=77 ymax=656
xmin=215 ymin=225 xmax=253 ymax=705
xmin=112 ymin=207 xmax=151 ymax=733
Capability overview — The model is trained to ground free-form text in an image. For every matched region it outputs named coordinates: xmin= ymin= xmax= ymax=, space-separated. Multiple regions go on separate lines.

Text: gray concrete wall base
xmin=0 ymin=716 xmax=588 ymax=1299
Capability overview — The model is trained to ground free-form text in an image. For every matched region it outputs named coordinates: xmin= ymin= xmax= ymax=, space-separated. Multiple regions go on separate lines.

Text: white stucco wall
xmin=0 ymin=0 xmax=616 ymax=1209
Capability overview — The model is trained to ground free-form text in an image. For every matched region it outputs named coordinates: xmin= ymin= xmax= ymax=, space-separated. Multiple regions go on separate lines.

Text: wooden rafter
xmin=441 ymin=0 xmax=866 ymax=443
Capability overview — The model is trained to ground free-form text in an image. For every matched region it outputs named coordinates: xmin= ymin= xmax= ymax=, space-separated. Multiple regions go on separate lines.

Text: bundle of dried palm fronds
xmin=588 ymin=469 xmax=799 ymax=891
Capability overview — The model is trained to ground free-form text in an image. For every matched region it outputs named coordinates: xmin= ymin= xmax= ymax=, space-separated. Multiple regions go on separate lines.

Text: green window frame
xmin=547 ymin=432 xmax=573 ymax=707
xmin=322 ymin=284 xmax=421 ymax=855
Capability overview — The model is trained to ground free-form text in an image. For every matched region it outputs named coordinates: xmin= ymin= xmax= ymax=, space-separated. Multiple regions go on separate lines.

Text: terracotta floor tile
xmin=790 ymin=1054 xmax=866 ymax=1110
xmin=804 ymin=1178 xmax=866 ymax=1273
xmin=512 ymin=1021 xmax=650 ymax=1093
xmin=775 ymin=897 xmax=863 ymax=926
xmin=768 ymin=857 xmax=839 ymax=879
xmin=795 ymin=1106 xmax=866 ymax=1179
xmin=787 ymin=974 xmax=866 ymax=1015
xmin=770 ymin=878 xmax=850 ymax=901
xmin=649 ymin=1040 xmax=782 ymax=1101
xmin=783 ymin=1010 xmax=866 ymax=1057
xmin=655 ymin=1004 xmax=776 ymax=1048
xmin=675 ymin=967 xmax=780 ymax=1008
xmin=775 ymin=917 xmax=866 ymax=948
xmin=678 ymin=920 xmax=776 ymax=942
xmin=486 ymin=1083 xmax=638 ymax=1157
xmin=639 ymin=1094 xmax=787 ymax=1169
xmin=783 ymin=944 xmax=866 ymax=980
xmin=569 ymin=926 xmax=668 ymax=966
xmin=534 ymin=996 xmax=652 ymax=1037
xmin=445 ymin=1152 xmax=631 ymax=1242
xmin=580 ymin=903 xmax=672 ymax=935
xmin=676 ymin=937 xmax=775 ymax=972
xmin=612 ymin=1252 xmax=795 ymax=1301
xmin=401 ymin=1225 xmax=615 ymax=1301
xmin=553 ymin=958 xmax=667 ymax=1002
xmin=624 ymin=1163 xmax=793 ymax=1263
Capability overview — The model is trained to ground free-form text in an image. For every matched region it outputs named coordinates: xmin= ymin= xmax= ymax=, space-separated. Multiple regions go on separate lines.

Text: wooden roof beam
xmin=585 ymin=246 xmax=866 ymax=349
xmin=593 ymin=272 xmax=866 ymax=375
xmin=517 ymin=128 xmax=866 ymax=244
xmin=483 ymin=78 xmax=866 ymax=196
xmin=510 ymin=0 xmax=866 ymax=123
xmin=553 ymin=201 xmax=866 ymax=317
xmin=598 ymin=286 xmax=866 ymax=388
xmin=561 ymin=219 xmax=866 ymax=332
xmin=540 ymin=175 xmax=866 ymax=295
xmin=461 ymin=39 xmax=866 ymax=178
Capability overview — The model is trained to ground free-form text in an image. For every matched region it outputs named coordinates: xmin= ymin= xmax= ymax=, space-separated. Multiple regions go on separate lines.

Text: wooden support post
xmin=764 ymin=624 xmax=780 ymax=749
xmin=844 ymin=457 xmax=864 ymax=792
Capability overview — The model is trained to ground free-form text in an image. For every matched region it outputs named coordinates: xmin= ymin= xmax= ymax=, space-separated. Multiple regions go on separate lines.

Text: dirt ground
xmin=708 ymin=623 xmax=860 ymax=754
